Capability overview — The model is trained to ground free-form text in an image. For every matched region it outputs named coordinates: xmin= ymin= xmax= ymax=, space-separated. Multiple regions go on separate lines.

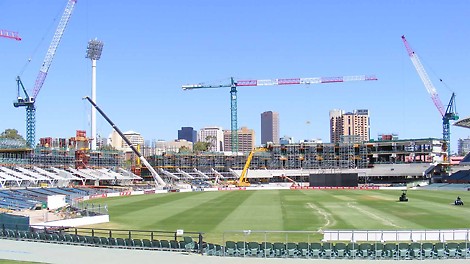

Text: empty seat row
xmin=216 ymin=240 xmax=470 ymax=259
xmin=0 ymin=229 xmax=198 ymax=253
xmin=2 ymin=229 xmax=469 ymax=260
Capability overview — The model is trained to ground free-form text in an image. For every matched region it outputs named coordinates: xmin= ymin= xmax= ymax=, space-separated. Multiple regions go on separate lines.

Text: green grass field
xmin=86 ymin=189 xmax=470 ymax=243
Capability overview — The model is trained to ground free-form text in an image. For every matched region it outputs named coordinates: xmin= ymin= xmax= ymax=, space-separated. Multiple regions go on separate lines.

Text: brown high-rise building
xmin=330 ymin=109 xmax=370 ymax=143
xmin=223 ymin=127 xmax=255 ymax=153
xmin=261 ymin=111 xmax=279 ymax=145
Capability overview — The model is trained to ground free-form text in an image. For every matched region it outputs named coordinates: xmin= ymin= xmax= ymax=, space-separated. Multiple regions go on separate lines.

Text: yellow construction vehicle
xmin=235 ymin=147 xmax=268 ymax=187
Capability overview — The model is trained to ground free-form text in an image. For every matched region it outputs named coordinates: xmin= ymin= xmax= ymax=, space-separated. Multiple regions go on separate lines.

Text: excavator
xmin=228 ymin=147 xmax=268 ymax=187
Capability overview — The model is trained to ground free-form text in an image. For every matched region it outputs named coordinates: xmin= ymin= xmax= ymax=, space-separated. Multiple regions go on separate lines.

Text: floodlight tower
xmin=86 ymin=38 xmax=104 ymax=150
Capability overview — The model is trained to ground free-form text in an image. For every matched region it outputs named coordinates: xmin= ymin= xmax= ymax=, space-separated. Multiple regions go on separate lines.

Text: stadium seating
xmin=373 ymin=243 xmax=384 ymax=259
xmin=151 ymin=240 xmax=160 ymax=248
xmin=322 ymin=242 xmax=334 ymax=258
xmin=358 ymin=243 xmax=371 ymax=258
xmin=446 ymin=242 xmax=459 ymax=258
xmin=409 ymin=242 xmax=421 ymax=258
xmin=310 ymin=242 xmax=322 ymax=258
xmin=297 ymin=242 xmax=309 ymax=257
xmin=160 ymin=239 xmax=171 ymax=251
xmin=397 ymin=242 xmax=410 ymax=259
xmin=334 ymin=242 xmax=347 ymax=258
xmin=347 ymin=242 xmax=359 ymax=258
xmin=422 ymin=242 xmax=434 ymax=258
xmin=236 ymin=241 xmax=248 ymax=256
xmin=4 ymin=227 xmax=470 ymax=260
xmin=286 ymin=242 xmax=299 ymax=258
xmin=260 ymin=242 xmax=273 ymax=257
xmin=247 ymin=241 xmax=260 ymax=257
xmin=170 ymin=240 xmax=179 ymax=250
xmin=459 ymin=242 xmax=469 ymax=258
xmin=272 ymin=242 xmax=285 ymax=257
xmin=434 ymin=242 xmax=446 ymax=258
xmin=225 ymin=240 xmax=237 ymax=256
xmin=116 ymin=238 xmax=125 ymax=247
xmin=142 ymin=238 xmax=151 ymax=248
xmin=100 ymin=237 xmax=109 ymax=246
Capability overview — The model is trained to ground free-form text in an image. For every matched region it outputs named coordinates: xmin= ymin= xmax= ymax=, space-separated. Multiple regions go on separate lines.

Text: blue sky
xmin=1 ymin=0 xmax=469 ymax=152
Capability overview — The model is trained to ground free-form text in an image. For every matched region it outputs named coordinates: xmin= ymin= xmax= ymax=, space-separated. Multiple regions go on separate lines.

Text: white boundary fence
xmin=323 ymin=229 xmax=470 ymax=242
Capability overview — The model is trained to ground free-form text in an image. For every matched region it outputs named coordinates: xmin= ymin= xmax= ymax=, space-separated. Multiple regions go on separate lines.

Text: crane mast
xmin=83 ymin=96 xmax=167 ymax=187
xmin=401 ymin=35 xmax=458 ymax=160
xmin=183 ymin=74 xmax=377 ymax=153
xmin=13 ymin=0 xmax=77 ymax=147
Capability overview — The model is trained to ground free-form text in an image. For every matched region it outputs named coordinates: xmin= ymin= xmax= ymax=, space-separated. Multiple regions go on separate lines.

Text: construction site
xmin=0 ymin=131 xmax=447 ymax=188
xmin=0 ymin=1 xmax=467 ymax=189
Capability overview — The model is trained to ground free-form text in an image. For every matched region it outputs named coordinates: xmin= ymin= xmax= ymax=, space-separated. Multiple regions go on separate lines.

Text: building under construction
xmin=0 ymin=134 xmax=447 ymax=186
xmin=0 ymin=130 xmax=122 ymax=169
xmin=1 ymin=136 xmax=444 ymax=171
xmin=148 ymin=138 xmax=441 ymax=170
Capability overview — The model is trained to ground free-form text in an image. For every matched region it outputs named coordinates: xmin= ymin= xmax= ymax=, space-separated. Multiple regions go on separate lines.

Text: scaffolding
xmin=1 ymin=138 xmax=445 ymax=174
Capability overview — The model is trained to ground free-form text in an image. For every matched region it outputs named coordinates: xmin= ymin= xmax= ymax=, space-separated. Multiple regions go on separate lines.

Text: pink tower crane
xmin=0 ymin=29 xmax=21 ymax=41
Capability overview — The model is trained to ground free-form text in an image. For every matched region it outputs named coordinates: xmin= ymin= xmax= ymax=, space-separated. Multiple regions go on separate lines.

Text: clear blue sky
xmin=1 ymin=0 xmax=469 ymax=152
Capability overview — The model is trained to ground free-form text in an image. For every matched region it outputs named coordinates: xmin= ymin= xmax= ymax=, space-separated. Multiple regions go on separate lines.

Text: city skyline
xmin=23 ymin=106 xmax=470 ymax=151
xmin=1 ymin=1 xmax=469 ymax=153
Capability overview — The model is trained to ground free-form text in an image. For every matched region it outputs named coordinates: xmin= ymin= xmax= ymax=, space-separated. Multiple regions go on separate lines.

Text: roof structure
xmin=454 ymin=117 xmax=470 ymax=129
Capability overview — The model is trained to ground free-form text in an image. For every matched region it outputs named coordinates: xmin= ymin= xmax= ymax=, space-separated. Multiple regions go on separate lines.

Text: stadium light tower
xmin=86 ymin=38 xmax=104 ymax=150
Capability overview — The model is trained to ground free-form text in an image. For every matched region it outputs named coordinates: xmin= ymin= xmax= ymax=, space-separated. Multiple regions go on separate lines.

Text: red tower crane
xmin=183 ymin=74 xmax=377 ymax=152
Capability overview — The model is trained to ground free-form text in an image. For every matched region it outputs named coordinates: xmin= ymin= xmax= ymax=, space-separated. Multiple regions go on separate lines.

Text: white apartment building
xmin=198 ymin=126 xmax=224 ymax=152
xmin=108 ymin=130 xmax=144 ymax=152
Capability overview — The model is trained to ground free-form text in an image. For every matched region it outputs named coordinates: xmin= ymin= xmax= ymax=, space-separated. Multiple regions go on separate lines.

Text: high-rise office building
xmin=198 ymin=126 xmax=224 ymax=152
xmin=458 ymin=137 xmax=470 ymax=156
xmin=223 ymin=127 xmax=255 ymax=153
xmin=178 ymin=127 xmax=197 ymax=143
xmin=330 ymin=109 xmax=370 ymax=143
xmin=261 ymin=111 xmax=279 ymax=145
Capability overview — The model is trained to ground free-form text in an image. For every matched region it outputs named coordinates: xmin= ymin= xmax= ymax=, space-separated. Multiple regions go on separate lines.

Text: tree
xmin=193 ymin=141 xmax=210 ymax=152
xmin=0 ymin=129 xmax=26 ymax=142
xmin=178 ymin=146 xmax=191 ymax=153
xmin=205 ymin=135 xmax=216 ymax=151
xmin=98 ymin=144 xmax=117 ymax=151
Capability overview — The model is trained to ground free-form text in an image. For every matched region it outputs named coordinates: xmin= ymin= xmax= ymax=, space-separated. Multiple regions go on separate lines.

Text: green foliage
xmin=0 ymin=129 xmax=26 ymax=142
xmin=98 ymin=144 xmax=117 ymax=151
xmin=193 ymin=141 xmax=210 ymax=152
xmin=178 ymin=145 xmax=191 ymax=153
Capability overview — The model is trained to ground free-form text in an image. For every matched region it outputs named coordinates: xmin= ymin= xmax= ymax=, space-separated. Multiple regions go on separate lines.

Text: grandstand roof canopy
xmin=454 ymin=117 xmax=470 ymax=129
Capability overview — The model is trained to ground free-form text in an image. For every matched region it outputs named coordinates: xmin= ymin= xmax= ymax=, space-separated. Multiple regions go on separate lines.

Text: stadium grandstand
xmin=454 ymin=117 xmax=470 ymax=129
xmin=0 ymin=187 xmax=112 ymax=211
xmin=0 ymin=166 xmax=141 ymax=189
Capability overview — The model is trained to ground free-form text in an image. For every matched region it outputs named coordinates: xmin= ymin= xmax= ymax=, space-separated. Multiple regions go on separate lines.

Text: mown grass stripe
xmin=87 ymin=189 xmax=470 ymax=243
xmin=154 ymin=191 xmax=253 ymax=232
